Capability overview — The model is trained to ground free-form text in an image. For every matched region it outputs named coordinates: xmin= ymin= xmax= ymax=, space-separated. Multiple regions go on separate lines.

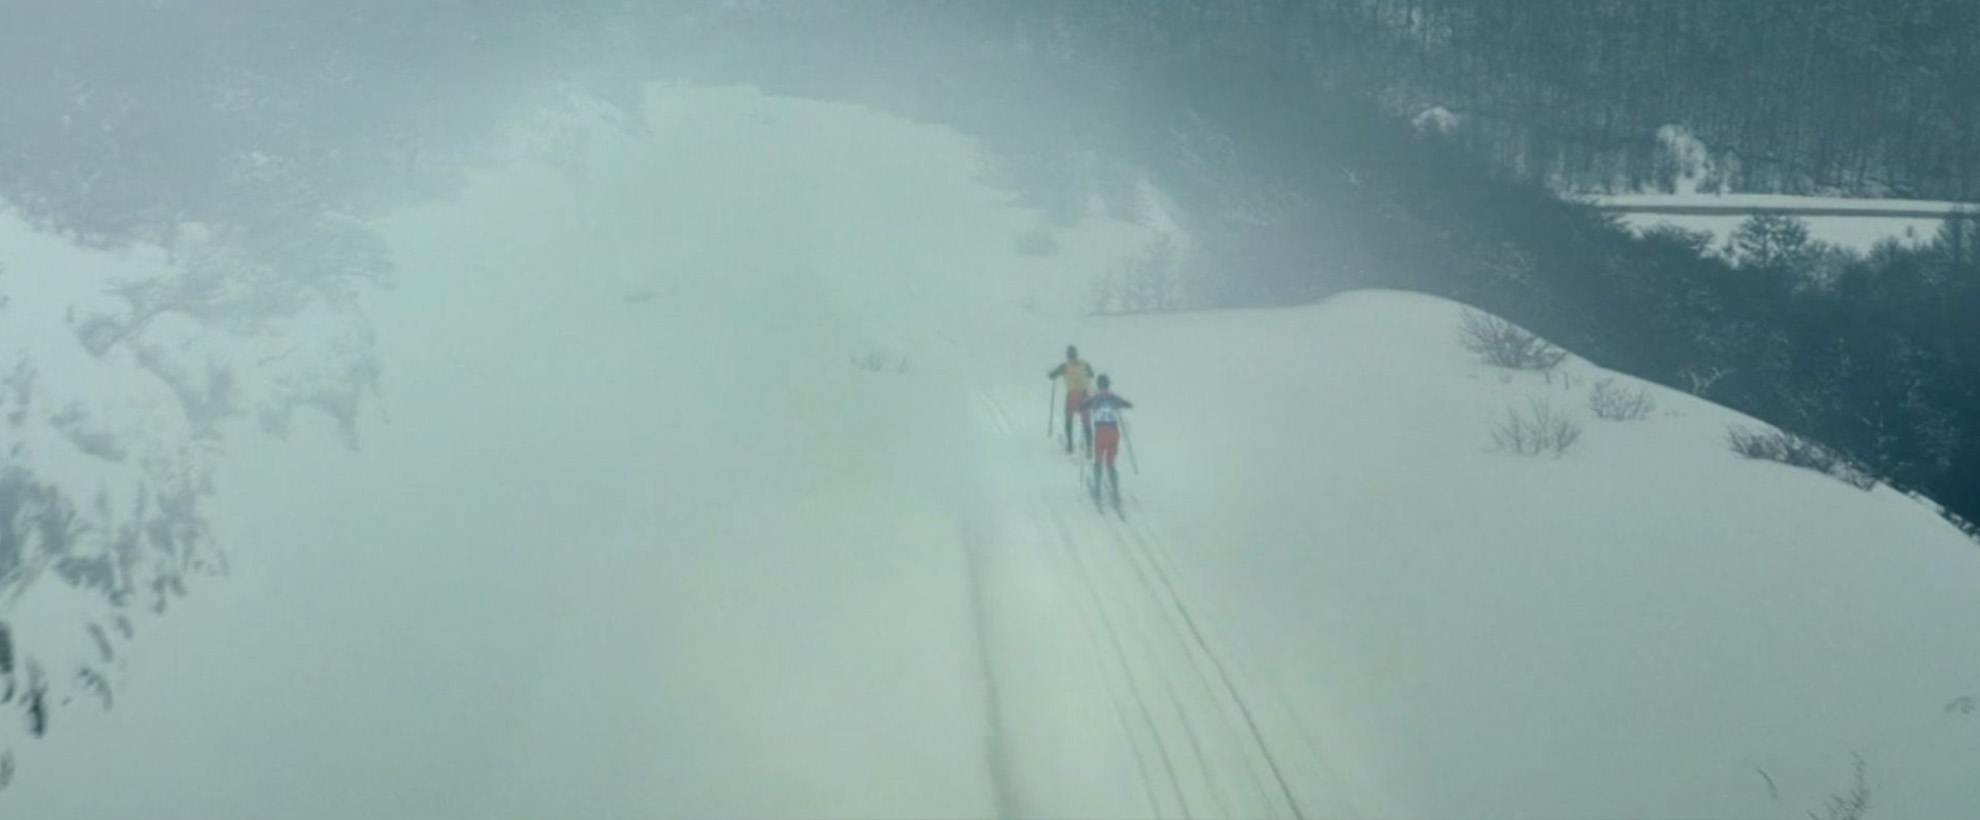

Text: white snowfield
xmin=1583 ymin=192 xmax=1971 ymax=253
xmin=1596 ymin=193 xmax=1975 ymax=216
xmin=7 ymin=86 xmax=1980 ymax=819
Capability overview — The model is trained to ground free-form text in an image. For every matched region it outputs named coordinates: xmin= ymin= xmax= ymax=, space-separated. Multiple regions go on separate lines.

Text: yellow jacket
xmin=1050 ymin=359 xmax=1094 ymax=394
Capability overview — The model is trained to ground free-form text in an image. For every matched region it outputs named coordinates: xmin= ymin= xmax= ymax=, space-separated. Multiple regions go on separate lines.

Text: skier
xmin=1081 ymin=374 xmax=1134 ymax=509
xmin=1046 ymin=345 xmax=1096 ymax=456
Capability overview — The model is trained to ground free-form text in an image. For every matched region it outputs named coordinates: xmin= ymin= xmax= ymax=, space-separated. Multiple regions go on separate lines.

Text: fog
xmin=3 ymin=4 xmax=1978 ymax=819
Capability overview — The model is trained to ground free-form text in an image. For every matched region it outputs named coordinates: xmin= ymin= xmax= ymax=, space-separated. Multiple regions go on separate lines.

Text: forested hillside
xmin=1349 ymin=0 xmax=1980 ymax=198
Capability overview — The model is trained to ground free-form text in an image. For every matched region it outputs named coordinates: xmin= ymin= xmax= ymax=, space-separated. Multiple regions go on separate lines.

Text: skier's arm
xmin=1047 ymin=363 xmax=1063 ymax=380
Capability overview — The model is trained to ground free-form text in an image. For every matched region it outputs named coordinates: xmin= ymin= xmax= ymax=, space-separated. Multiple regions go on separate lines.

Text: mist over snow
xmin=0 ymin=84 xmax=1177 ymax=817
xmin=2 ymin=62 xmax=1977 ymax=820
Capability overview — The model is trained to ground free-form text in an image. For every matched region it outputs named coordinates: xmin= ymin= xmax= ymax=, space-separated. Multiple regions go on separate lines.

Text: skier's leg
xmin=1092 ymin=428 xmax=1119 ymax=503
xmin=1063 ymin=396 xmax=1075 ymax=453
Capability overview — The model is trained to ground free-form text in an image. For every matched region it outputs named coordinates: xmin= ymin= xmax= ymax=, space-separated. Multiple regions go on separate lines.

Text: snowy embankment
xmin=1564 ymin=124 xmax=1973 ymax=251
xmin=1586 ymin=192 xmax=1965 ymax=253
xmin=1060 ymin=296 xmax=1980 ymax=818
xmin=1597 ymin=193 xmax=1973 ymax=217
xmin=3 ymin=85 xmax=1976 ymax=819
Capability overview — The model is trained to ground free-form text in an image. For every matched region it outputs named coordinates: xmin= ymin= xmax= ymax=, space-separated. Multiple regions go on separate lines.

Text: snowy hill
xmin=1068 ymin=295 xmax=1980 ymax=818
xmin=3 ymin=85 xmax=1977 ymax=819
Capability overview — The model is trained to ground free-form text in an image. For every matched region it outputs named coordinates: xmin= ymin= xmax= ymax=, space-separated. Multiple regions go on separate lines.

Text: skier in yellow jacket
xmin=1047 ymin=345 xmax=1097 ymax=456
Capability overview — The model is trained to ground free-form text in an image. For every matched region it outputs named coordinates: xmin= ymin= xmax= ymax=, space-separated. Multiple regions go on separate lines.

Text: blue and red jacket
xmin=1080 ymin=392 xmax=1133 ymax=428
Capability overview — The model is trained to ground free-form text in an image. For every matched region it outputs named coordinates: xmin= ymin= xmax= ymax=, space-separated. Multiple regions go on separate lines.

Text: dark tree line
xmin=961 ymin=0 xmax=1980 ymax=198
xmin=1351 ymin=0 xmax=1980 ymax=199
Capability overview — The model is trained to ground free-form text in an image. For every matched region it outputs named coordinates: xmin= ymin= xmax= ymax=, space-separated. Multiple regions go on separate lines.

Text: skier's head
xmin=1066 ymin=345 xmax=1078 ymax=360
xmin=1097 ymin=373 xmax=1111 ymax=391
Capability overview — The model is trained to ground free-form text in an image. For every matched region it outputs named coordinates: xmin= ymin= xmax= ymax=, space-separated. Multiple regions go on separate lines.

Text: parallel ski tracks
xmin=1042 ymin=498 xmax=1309 ymax=820
xmin=974 ymin=387 xmax=1312 ymax=819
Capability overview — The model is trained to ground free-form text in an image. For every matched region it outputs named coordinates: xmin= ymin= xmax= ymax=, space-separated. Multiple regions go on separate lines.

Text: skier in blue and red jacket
xmin=1081 ymin=373 xmax=1134 ymax=504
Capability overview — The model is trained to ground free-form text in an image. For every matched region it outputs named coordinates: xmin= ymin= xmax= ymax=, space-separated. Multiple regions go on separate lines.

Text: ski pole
xmin=1047 ymin=379 xmax=1057 ymax=439
xmin=1122 ymin=416 xmax=1141 ymax=476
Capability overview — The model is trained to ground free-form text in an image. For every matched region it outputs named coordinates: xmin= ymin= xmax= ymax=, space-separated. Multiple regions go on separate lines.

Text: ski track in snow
xmin=963 ymin=390 xmax=1025 ymax=820
xmin=971 ymin=385 xmax=1334 ymax=820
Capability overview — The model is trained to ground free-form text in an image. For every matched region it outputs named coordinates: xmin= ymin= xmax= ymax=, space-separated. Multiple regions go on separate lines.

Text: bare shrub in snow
xmin=1916 ymin=495 xmax=1980 ymax=543
xmin=49 ymin=403 xmax=129 ymax=461
xmin=1588 ymin=378 xmax=1656 ymax=421
xmin=1680 ymin=364 xmax=1735 ymax=396
xmin=1491 ymin=397 xmax=1582 ymax=456
xmin=1458 ymin=309 xmax=1566 ymax=370
xmin=1808 ymin=753 xmax=1871 ymax=820
xmin=1087 ymin=275 xmax=1118 ymax=315
xmin=1727 ymin=426 xmax=1875 ymax=489
xmin=1092 ymin=234 xmax=1186 ymax=314
xmin=1012 ymin=227 xmax=1059 ymax=258
xmin=850 ymin=349 xmax=906 ymax=374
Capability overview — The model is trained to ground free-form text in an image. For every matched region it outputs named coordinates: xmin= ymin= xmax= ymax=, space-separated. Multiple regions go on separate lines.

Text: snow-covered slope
xmin=0 ymin=203 xmax=375 ymax=778
xmin=1068 ymin=296 xmax=1980 ymax=818
xmin=4 ymin=85 xmax=1976 ymax=819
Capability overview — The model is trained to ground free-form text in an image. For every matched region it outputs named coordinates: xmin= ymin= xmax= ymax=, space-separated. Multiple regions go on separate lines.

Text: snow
xmin=1560 ymin=124 xmax=1976 ymax=253
xmin=0 ymin=213 xmax=234 ymax=743
xmin=1615 ymin=211 xmax=1947 ymax=255
xmin=1655 ymin=125 xmax=1718 ymax=197
xmin=1599 ymin=193 xmax=1973 ymax=216
xmin=1084 ymin=298 xmax=1980 ymax=817
xmin=1412 ymin=106 xmax=1460 ymax=136
xmin=1584 ymin=192 xmax=1967 ymax=254
xmin=4 ymin=84 xmax=1978 ymax=819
